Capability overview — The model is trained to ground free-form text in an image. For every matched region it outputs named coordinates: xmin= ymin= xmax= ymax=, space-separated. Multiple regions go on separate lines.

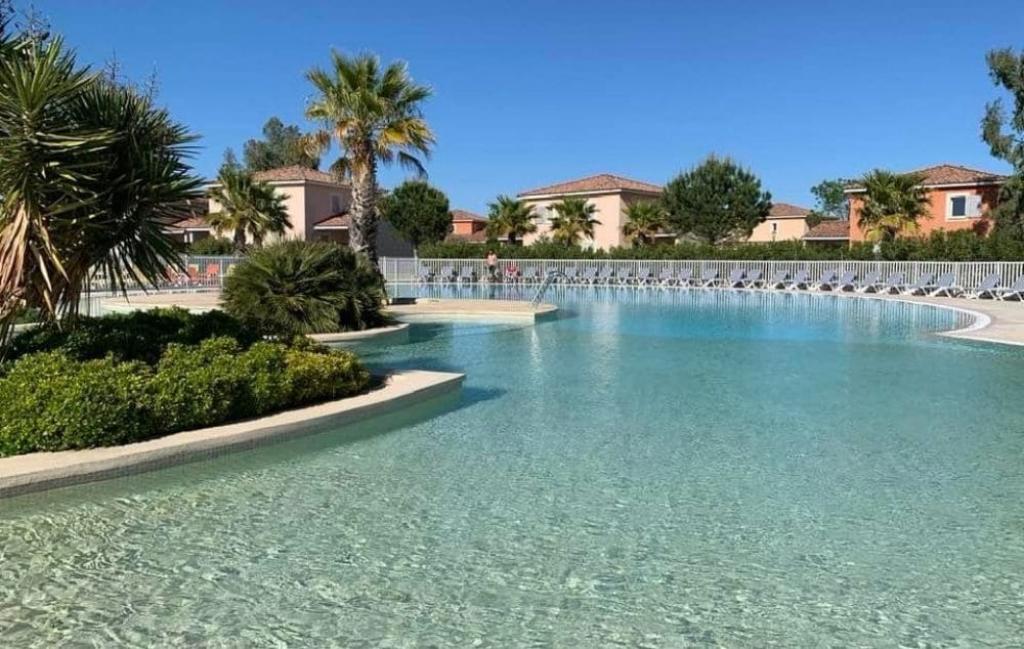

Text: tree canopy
xmin=621 ymin=201 xmax=668 ymax=246
xmin=207 ymin=168 xmax=290 ymax=250
xmin=662 ymin=156 xmax=771 ymax=244
xmin=982 ymin=48 xmax=1024 ymax=240
xmin=378 ymin=180 xmax=451 ymax=250
xmin=549 ymin=198 xmax=600 ymax=246
xmin=486 ymin=195 xmax=536 ymax=245
xmin=807 ymin=178 xmax=849 ymax=227
xmin=242 ymin=117 xmax=319 ymax=172
xmin=857 ymin=170 xmax=929 ymax=242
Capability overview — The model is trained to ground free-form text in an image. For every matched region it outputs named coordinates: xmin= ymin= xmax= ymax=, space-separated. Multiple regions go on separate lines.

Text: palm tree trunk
xmin=507 ymin=232 xmax=516 ymax=246
xmin=350 ymin=157 xmax=379 ymax=263
xmin=233 ymin=227 xmax=246 ymax=252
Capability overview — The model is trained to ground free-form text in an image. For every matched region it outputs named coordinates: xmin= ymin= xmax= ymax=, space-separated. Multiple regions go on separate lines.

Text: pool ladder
xmin=529 ymin=270 xmax=565 ymax=309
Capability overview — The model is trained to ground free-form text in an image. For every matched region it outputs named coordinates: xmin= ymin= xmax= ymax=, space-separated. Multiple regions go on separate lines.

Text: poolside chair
xmin=820 ymin=271 xmax=855 ymax=292
xmin=580 ymin=267 xmax=599 ymax=284
xmin=811 ymin=269 xmax=838 ymax=290
xmin=521 ymin=267 xmax=541 ymax=283
xmin=902 ymin=273 xmax=936 ymax=295
xmin=635 ymin=266 xmax=654 ymax=286
xmin=698 ymin=269 xmax=718 ymax=287
xmin=766 ymin=270 xmax=789 ymax=289
xmin=929 ymin=273 xmax=962 ymax=297
xmin=998 ymin=275 xmax=1024 ymax=301
xmin=726 ymin=268 xmax=746 ymax=288
xmin=597 ymin=266 xmax=616 ymax=285
xmin=855 ymin=271 xmax=882 ymax=293
xmin=676 ymin=268 xmax=694 ymax=287
xmin=438 ymin=265 xmax=456 ymax=283
xmin=741 ymin=269 xmax=763 ymax=288
xmin=967 ymin=273 xmax=1001 ymax=300
xmin=416 ymin=265 xmax=434 ymax=283
xmin=560 ymin=266 xmax=579 ymax=284
xmin=785 ymin=270 xmax=811 ymax=290
xmin=458 ymin=265 xmax=477 ymax=283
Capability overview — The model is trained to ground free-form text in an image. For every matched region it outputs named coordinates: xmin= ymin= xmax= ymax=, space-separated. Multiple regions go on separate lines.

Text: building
xmin=845 ymin=164 xmax=1007 ymax=242
xmin=518 ymin=173 xmax=664 ymax=249
xmin=747 ymin=202 xmax=812 ymax=242
xmin=447 ymin=210 xmax=489 ymax=242
xmin=802 ymin=219 xmax=850 ymax=247
xmin=167 ymin=165 xmax=413 ymax=256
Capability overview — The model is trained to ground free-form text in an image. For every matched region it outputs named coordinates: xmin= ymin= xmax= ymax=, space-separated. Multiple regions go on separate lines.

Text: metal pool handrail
xmin=530 ymin=270 xmax=565 ymax=308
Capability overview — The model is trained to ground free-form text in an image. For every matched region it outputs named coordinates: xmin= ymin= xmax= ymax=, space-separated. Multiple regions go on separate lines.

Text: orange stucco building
xmin=845 ymin=164 xmax=1006 ymax=242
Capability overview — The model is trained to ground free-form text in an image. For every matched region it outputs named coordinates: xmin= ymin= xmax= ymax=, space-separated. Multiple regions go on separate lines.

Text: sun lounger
xmin=785 ymin=270 xmax=811 ymax=290
xmin=633 ymin=266 xmax=654 ymax=285
xmin=812 ymin=269 xmax=838 ymax=290
xmin=416 ymin=265 xmax=434 ymax=283
xmin=597 ymin=266 xmax=616 ymax=285
xmin=676 ymin=268 xmax=694 ymax=286
xmin=726 ymin=268 xmax=746 ymax=288
xmin=657 ymin=268 xmax=676 ymax=286
xmin=998 ymin=275 xmax=1024 ymax=301
xmin=967 ymin=273 xmax=1000 ymax=299
xmin=698 ymin=269 xmax=718 ymax=287
xmin=458 ymin=265 xmax=477 ymax=283
xmin=438 ymin=265 xmax=456 ymax=283
xmin=766 ymin=270 xmax=789 ymax=289
xmin=820 ymin=270 xmax=855 ymax=291
xmin=561 ymin=267 xmax=579 ymax=284
xmin=929 ymin=272 xmax=962 ymax=297
xmin=742 ymin=269 xmax=763 ymax=288
xmin=877 ymin=272 xmax=906 ymax=294
xmin=855 ymin=271 xmax=882 ymax=293
xmin=580 ymin=267 xmax=599 ymax=284
xmin=902 ymin=273 xmax=936 ymax=295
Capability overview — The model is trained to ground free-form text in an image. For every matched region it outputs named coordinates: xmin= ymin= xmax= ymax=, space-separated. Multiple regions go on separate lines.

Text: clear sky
xmin=32 ymin=0 xmax=1024 ymax=212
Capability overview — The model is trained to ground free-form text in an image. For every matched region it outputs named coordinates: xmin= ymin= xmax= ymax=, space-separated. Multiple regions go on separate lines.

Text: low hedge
xmin=0 ymin=336 xmax=371 ymax=457
xmin=418 ymin=230 xmax=1024 ymax=261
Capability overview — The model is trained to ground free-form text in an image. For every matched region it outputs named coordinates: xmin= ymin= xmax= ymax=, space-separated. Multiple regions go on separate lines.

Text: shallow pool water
xmin=2 ymin=288 xmax=1024 ymax=647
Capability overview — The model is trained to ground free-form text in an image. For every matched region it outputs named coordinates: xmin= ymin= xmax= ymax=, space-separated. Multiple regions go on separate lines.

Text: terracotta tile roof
xmin=846 ymin=164 xmax=1008 ymax=191
xmin=518 ymin=173 xmax=662 ymax=197
xmin=252 ymin=165 xmax=343 ymax=185
xmin=768 ymin=202 xmax=810 ymax=218
xmin=313 ymin=212 xmax=351 ymax=228
xmin=168 ymin=216 xmax=212 ymax=230
xmin=803 ymin=220 xmax=850 ymax=240
xmin=451 ymin=209 xmax=487 ymax=223
xmin=447 ymin=230 xmax=489 ymax=243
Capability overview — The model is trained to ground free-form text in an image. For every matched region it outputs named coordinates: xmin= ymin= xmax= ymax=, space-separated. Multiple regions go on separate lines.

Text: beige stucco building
xmin=746 ymin=202 xmax=812 ymax=242
xmin=173 ymin=165 xmax=412 ymax=256
xmin=518 ymin=174 xmax=664 ymax=249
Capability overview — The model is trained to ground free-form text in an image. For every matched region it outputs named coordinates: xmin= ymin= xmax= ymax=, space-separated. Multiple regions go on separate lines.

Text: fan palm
xmin=622 ymin=201 xmax=668 ymax=246
xmin=858 ymin=170 xmax=930 ymax=242
xmin=0 ymin=35 xmax=201 ymax=344
xmin=485 ymin=195 xmax=536 ymax=245
xmin=549 ymin=197 xmax=601 ymax=246
xmin=207 ymin=168 xmax=290 ymax=250
xmin=304 ymin=51 xmax=434 ymax=263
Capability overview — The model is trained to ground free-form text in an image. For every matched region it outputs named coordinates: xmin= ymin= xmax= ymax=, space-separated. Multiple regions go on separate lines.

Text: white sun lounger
xmin=438 ymin=265 xmax=456 ymax=283
xmin=726 ymin=268 xmax=746 ymax=288
xmin=698 ymin=269 xmax=718 ymax=287
xmin=811 ymin=269 xmax=838 ymax=290
xmin=856 ymin=271 xmax=882 ymax=293
xmin=998 ymin=275 xmax=1024 ymax=301
xmin=967 ymin=273 xmax=1000 ymax=299
xmin=676 ymin=268 xmax=694 ymax=287
xmin=742 ymin=269 xmax=763 ymax=288
xmin=597 ymin=266 xmax=616 ymax=285
xmin=929 ymin=273 xmax=962 ymax=297
xmin=656 ymin=268 xmax=676 ymax=286
xmin=785 ymin=270 xmax=811 ymax=290
xmin=458 ymin=265 xmax=477 ymax=283
xmin=902 ymin=273 xmax=936 ymax=295
xmin=766 ymin=270 xmax=789 ymax=289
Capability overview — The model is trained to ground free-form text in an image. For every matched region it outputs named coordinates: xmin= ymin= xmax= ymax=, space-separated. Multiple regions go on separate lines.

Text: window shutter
xmin=970 ymin=195 xmax=983 ymax=217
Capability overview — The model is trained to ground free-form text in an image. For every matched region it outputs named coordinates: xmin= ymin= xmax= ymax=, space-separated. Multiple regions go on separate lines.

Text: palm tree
xmin=622 ymin=201 xmax=668 ymax=246
xmin=549 ymin=197 xmax=601 ymax=246
xmin=858 ymin=170 xmax=930 ymax=242
xmin=485 ymin=195 xmax=536 ymax=245
xmin=207 ymin=169 xmax=290 ymax=250
xmin=0 ymin=35 xmax=201 ymax=344
xmin=304 ymin=51 xmax=435 ymax=263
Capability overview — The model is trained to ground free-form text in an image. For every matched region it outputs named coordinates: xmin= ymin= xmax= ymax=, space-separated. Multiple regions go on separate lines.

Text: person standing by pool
xmin=486 ymin=250 xmax=498 ymax=281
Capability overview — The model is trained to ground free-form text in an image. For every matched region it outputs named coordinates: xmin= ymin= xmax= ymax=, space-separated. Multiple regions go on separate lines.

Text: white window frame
xmin=946 ymin=192 xmax=977 ymax=220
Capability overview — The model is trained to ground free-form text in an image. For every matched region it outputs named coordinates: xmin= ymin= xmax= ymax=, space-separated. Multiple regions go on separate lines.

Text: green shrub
xmin=284 ymin=345 xmax=370 ymax=405
xmin=0 ymin=353 xmax=155 ymax=455
xmin=187 ymin=237 xmax=237 ymax=256
xmin=222 ymin=240 xmax=388 ymax=337
xmin=4 ymin=308 xmax=258 ymax=364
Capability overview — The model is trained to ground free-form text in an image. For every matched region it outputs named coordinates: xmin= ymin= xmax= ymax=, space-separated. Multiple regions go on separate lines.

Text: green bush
xmin=417 ymin=230 xmax=1024 ymax=261
xmin=0 ymin=338 xmax=372 ymax=456
xmin=187 ymin=237 xmax=237 ymax=256
xmin=222 ymin=239 xmax=388 ymax=337
xmin=0 ymin=353 xmax=155 ymax=456
xmin=4 ymin=308 xmax=258 ymax=364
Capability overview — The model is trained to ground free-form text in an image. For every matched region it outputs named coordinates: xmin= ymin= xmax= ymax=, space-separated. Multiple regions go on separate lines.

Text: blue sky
xmin=33 ymin=0 xmax=1024 ymax=212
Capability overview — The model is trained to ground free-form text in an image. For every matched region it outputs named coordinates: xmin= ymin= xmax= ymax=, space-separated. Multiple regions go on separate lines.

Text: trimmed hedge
xmin=5 ymin=307 xmax=258 ymax=364
xmin=417 ymin=230 xmax=1024 ymax=261
xmin=0 ymin=336 xmax=371 ymax=457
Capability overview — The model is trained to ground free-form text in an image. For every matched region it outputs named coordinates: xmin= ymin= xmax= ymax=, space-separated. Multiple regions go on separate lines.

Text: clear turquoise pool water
xmin=2 ymin=288 xmax=1024 ymax=647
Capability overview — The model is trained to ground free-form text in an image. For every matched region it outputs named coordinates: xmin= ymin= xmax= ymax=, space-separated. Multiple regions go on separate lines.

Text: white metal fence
xmin=87 ymin=255 xmax=245 ymax=293
xmin=381 ymin=257 xmax=1024 ymax=295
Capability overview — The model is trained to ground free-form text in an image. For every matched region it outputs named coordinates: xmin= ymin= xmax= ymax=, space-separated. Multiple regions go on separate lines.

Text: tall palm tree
xmin=304 ymin=51 xmax=435 ymax=263
xmin=858 ymin=170 xmax=930 ymax=242
xmin=485 ymin=195 xmax=536 ymax=245
xmin=207 ymin=169 xmax=290 ymax=250
xmin=549 ymin=197 xmax=601 ymax=246
xmin=622 ymin=201 xmax=668 ymax=246
xmin=0 ymin=35 xmax=201 ymax=344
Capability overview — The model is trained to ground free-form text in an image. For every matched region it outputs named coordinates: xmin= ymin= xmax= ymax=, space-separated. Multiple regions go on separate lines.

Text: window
xmin=770 ymin=222 xmax=778 ymax=239
xmin=330 ymin=195 xmax=342 ymax=213
xmin=947 ymin=193 xmax=980 ymax=220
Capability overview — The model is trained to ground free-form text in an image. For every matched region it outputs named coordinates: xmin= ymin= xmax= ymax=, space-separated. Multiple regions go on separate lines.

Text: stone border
xmin=308 ymin=322 xmax=410 ymax=345
xmin=0 ymin=369 xmax=463 ymax=499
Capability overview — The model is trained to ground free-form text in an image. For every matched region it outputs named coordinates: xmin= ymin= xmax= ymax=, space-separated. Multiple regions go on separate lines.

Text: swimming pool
xmin=2 ymin=288 xmax=1023 ymax=646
